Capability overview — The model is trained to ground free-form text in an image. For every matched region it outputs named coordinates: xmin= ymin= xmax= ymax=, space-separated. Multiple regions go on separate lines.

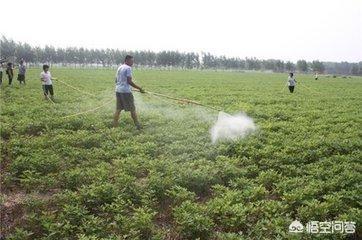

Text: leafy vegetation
xmin=1 ymin=68 xmax=361 ymax=239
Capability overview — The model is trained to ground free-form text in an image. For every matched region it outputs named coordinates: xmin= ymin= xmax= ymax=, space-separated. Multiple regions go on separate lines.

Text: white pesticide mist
xmin=211 ymin=112 xmax=257 ymax=144
xmin=134 ymin=93 xmax=257 ymax=144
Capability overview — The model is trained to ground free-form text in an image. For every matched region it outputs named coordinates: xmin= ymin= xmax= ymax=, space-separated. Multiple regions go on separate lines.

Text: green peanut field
xmin=1 ymin=68 xmax=361 ymax=239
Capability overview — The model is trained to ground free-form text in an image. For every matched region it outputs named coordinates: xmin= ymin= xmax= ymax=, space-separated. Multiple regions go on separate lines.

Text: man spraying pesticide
xmin=113 ymin=55 xmax=145 ymax=130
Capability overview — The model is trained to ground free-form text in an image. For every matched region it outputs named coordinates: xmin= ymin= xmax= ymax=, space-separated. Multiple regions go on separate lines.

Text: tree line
xmin=1 ymin=36 xmax=361 ymax=75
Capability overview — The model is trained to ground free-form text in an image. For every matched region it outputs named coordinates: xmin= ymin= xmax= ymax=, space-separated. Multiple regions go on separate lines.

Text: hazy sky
xmin=1 ymin=0 xmax=361 ymax=62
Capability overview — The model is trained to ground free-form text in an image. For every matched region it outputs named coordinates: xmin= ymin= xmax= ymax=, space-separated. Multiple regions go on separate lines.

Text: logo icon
xmin=289 ymin=220 xmax=304 ymax=233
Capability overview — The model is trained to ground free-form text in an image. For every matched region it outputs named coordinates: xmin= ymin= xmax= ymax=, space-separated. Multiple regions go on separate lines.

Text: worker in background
xmin=17 ymin=59 xmax=27 ymax=84
xmin=6 ymin=62 xmax=14 ymax=85
xmin=287 ymin=72 xmax=297 ymax=93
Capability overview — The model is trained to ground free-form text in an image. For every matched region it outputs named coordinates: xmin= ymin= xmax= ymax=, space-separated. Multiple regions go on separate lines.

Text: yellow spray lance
xmin=134 ymin=89 xmax=221 ymax=112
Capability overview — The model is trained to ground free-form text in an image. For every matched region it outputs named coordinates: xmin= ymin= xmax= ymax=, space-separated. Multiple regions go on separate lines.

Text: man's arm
xmin=127 ymin=76 xmax=144 ymax=92
xmin=40 ymin=73 xmax=46 ymax=82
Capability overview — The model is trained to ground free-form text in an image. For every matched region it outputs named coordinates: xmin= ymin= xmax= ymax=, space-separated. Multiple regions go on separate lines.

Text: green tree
xmin=351 ymin=64 xmax=359 ymax=76
xmin=0 ymin=36 xmax=17 ymax=60
xmin=311 ymin=60 xmax=325 ymax=73
xmin=297 ymin=60 xmax=308 ymax=72
xmin=285 ymin=61 xmax=295 ymax=72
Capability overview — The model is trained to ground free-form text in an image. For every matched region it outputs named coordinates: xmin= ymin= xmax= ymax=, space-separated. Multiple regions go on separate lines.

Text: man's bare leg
xmin=130 ymin=110 xmax=141 ymax=130
xmin=113 ymin=109 xmax=121 ymax=127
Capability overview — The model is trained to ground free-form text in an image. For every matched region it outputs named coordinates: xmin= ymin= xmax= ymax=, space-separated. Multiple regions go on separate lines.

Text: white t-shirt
xmin=115 ymin=64 xmax=132 ymax=93
xmin=40 ymin=71 xmax=52 ymax=85
xmin=288 ymin=76 xmax=296 ymax=86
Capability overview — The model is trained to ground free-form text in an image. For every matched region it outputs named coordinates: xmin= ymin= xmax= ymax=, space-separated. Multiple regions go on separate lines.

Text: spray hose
xmin=53 ymin=79 xmax=113 ymax=119
xmin=298 ymin=82 xmax=323 ymax=95
xmin=47 ymin=95 xmax=56 ymax=104
xmin=56 ymin=78 xmax=98 ymax=98
xmin=61 ymin=99 xmax=114 ymax=119
xmin=54 ymin=79 xmax=221 ymax=119
xmin=281 ymin=81 xmax=322 ymax=95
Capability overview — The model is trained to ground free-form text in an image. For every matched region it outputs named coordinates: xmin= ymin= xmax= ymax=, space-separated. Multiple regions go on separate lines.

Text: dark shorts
xmin=288 ymin=86 xmax=295 ymax=93
xmin=17 ymin=74 xmax=25 ymax=82
xmin=116 ymin=92 xmax=135 ymax=111
xmin=43 ymin=85 xmax=54 ymax=95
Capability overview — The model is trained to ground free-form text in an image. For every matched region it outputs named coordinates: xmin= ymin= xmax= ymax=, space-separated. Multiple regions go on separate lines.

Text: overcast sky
xmin=1 ymin=0 xmax=361 ymax=62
